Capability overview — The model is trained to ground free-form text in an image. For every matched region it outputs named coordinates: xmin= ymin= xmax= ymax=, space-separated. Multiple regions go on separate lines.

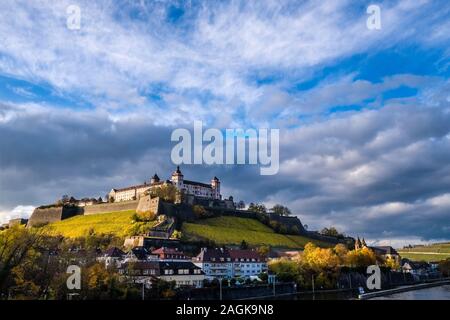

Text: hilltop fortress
xmin=27 ymin=167 xmax=232 ymax=227
xmin=108 ymin=166 xmax=221 ymax=202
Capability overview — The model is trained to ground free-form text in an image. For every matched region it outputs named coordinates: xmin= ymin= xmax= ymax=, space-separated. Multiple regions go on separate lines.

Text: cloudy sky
xmin=0 ymin=0 xmax=449 ymax=247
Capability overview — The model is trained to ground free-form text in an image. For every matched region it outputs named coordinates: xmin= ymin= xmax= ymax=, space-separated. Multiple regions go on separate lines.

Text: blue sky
xmin=0 ymin=0 xmax=449 ymax=247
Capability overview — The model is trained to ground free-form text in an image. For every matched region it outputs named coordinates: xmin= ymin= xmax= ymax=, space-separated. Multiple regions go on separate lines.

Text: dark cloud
xmin=1 ymin=101 xmax=450 ymax=242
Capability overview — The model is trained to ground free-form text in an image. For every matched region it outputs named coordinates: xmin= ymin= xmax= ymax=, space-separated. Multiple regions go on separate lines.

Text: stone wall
xmin=83 ymin=200 xmax=139 ymax=215
xmin=28 ymin=206 xmax=83 ymax=227
xmin=136 ymin=196 xmax=160 ymax=215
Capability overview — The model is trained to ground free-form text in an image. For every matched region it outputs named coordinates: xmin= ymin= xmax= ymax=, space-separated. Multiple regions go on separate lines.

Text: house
xmin=124 ymin=246 xmax=158 ymax=262
xmin=118 ymin=260 xmax=205 ymax=288
xmin=370 ymin=246 xmax=401 ymax=263
xmin=193 ymin=248 xmax=233 ymax=279
xmin=158 ymin=261 xmax=205 ymax=288
xmin=152 ymin=247 xmax=190 ymax=260
xmin=229 ymin=249 xmax=268 ymax=278
xmin=401 ymin=259 xmax=431 ymax=275
xmin=97 ymin=247 xmax=125 ymax=268
xmin=193 ymin=247 xmax=267 ymax=279
xmin=118 ymin=261 xmax=160 ymax=287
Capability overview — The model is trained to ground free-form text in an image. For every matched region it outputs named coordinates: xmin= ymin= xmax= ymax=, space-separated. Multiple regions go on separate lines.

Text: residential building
xmin=119 ymin=260 xmax=205 ymax=288
xmin=152 ymin=247 xmax=190 ymax=260
xmin=97 ymin=247 xmax=125 ymax=268
xmin=193 ymin=248 xmax=267 ymax=279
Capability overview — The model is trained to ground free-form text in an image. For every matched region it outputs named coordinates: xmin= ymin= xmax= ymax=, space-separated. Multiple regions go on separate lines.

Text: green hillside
xmin=181 ymin=216 xmax=332 ymax=249
xmin=43 ymin=210 xmax=155 ymax=238
xmin=399 ymin=242 xmax=450 ymax=262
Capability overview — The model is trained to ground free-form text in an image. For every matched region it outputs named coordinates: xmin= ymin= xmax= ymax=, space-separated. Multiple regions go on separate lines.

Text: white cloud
xmin=0 ymin=205 xmax=35 ymax=224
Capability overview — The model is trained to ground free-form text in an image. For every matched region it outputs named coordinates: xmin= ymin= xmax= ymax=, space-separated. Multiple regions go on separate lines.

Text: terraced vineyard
xmin=43 ymin=210 xmax=155 ymax=238
xmin=181 ymin=216 xmax=332 ymax=249
xmin=399 ymin=242 xmax=450 ymax=262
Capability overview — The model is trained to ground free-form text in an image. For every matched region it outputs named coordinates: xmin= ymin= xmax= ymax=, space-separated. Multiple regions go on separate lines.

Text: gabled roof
xmin=158 ymin=261 xmax=203 ymax=273
xmin=195 ymin=248 xmax=230 ymax=262
xmin=370 ymin=246 xmax=399 ymax=256
xmin=104 ymin=247 xmax=125 ymax=258
xmin=229 ymin=249 xmax=265 ymax=262
xmin=152 ymin=247 xmax=187 ymax=256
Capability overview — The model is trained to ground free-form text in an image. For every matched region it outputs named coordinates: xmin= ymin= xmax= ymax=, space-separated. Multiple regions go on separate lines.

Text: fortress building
xmin=108 ymin=166 xmax=221 ymax=202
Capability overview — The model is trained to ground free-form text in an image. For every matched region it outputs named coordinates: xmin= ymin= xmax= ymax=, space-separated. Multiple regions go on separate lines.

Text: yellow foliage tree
xmin=345 ymin=247 xmax=377 ymax=268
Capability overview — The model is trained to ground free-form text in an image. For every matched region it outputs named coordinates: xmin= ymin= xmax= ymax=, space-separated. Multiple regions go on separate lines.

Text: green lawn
xmin=398 ymin=252 xmax=450 ymax=262
xmin=181 ymin=216 xmax=332 ymax=249
xmin=398 ymin=242 xmax=450 ymax=262
xmin=43 ymin=210 xmax=153 ymax=238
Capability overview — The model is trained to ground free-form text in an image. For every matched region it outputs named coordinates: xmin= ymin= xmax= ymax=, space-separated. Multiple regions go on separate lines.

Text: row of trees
xmin=0 ymin=225 xmax=174 ymax=299
xmin=269 ymin=243 xmax=383 ymax=289
xmin=248 ymin=203 xmax=292 ymax=216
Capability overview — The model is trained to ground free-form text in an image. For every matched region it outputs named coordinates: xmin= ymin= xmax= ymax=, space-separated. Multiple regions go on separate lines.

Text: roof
xmin=120 ymin=261 xmax=160 ymax=272
xmin=152 ymin=173 xmax=160 ymax=181
xmin=229 ymin=249 xmax=265 ymax=262
xmin=104 ymin=247 xmax=125 ymax=258
xmin=158 ymin=261 xmax=203 ymax=272
xmin=183 ymin=179 xmax=212 ymax=188
xmin=152 ymin=247 xmax=187 ymax=256
xmin=172 ymin=166 xmax=183 ymax=176
xmin=370 ymin=246 xmax=399 ymax=256
xmin=113 ymin=183 xmax=150 ymax=192
xmin=195 ymin=248 xmax=266 ymax=262
xmin=195 ymin=248 xmax=230 ymax=262
xmin=129 ymin=247 xmax=152 ymax=260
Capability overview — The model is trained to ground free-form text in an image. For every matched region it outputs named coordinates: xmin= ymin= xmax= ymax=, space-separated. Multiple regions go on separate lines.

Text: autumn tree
xmin=270 ymin=204 xmax=292 ymax=216
xmin=149 ymin=184 xmax=180 ymax=203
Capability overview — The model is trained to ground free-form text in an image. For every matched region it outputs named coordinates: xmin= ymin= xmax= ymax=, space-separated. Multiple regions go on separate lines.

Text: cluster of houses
xmin=97 ymin=246 xmax=268 ymax=288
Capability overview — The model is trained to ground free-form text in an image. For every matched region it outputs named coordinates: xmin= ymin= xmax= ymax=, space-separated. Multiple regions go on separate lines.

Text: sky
xmin=0 ymin=0 xmax=449 ymax=247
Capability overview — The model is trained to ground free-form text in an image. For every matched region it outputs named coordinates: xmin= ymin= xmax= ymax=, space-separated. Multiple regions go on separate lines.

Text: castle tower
xmin=361 ymin=238 xmax=367 ymax=248
xmin=211 ymin=176 xmax=221 ymax=200
xmin=150 ymin=173 xmax=160 ymax=185
xmin=171 ymin=166 xmax=184 ymax=190
xmin=355 ymin=237 xmax=362 ymax=250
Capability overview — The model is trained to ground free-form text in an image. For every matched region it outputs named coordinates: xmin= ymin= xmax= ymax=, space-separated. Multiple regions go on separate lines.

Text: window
xmin=164 ymin=269 xmax=174 ymax=275
xmin=194 ymin=269 xmax=201 ymax=274
xmin=178 ymin=269 xmax=189 ymax=275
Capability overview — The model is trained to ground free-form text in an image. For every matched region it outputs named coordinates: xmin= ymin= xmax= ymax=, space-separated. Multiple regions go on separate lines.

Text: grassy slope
xmin=398 ymin=242 xmax=450 ymax=262
xmin=181 ymin=216 xmax=332 ymax=249
xmin=43 ymin=210 xmax=139 ymax=238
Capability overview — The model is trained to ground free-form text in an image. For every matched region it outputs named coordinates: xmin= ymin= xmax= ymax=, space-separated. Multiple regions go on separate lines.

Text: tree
xmin=257 ymin=245 xmax=270 ymax=258
xmin=345 ymin=247 xmax=377 ymax=268
xmin=240 ymin=240 xmax=249 ymax=250
xmin=320 ymin=227 xmax=344 ymax=238
xmin=237 ymin=201 xmax=245 ymax=210
xmin=270 ymin=204 xmax=291 ymax=216
xmin=149 ymin=184 xmax=180 ymax=203
xmin=192 ymin=205 xmax=208 ymax=219
xmin=248 ymin=203 xmax=267 ymax=214
xmin=0 ymin=225 xmax=45 ymax=296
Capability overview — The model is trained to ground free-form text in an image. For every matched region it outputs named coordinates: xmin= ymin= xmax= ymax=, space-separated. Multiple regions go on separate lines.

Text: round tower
xmin=171 ymin=166 xmax=184 ymax=189
xmin=211 ymin=176 xmax=221 ymax=200
xmin=150 ymin=173 xmax=160 ymax=185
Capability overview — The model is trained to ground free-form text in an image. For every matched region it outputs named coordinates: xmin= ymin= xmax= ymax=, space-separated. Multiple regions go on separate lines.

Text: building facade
xmin=193 ymin=248 xmax=267 ymax=279
xmin=108 ymin=167 xmax=221 ymax=202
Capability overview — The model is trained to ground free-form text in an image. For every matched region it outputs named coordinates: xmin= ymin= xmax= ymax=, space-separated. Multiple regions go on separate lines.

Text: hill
xmin=398 ymin=242 xmax=450 ymax=262
xmin=43 ymin=210 xmax=155 ymax=238
xmin=181 ymin=216 xmax=333 ymax=249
